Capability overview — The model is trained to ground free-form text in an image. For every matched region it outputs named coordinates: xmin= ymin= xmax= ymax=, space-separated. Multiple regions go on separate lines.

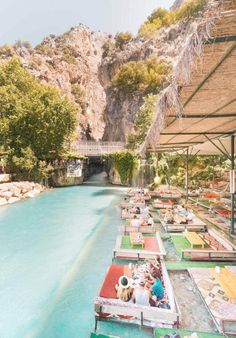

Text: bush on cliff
xmin=139 ymin=0 xmax=208 ymax=38
xmin=115 ymin=32 xmax=133 ymax=49
xmin=112 ymin=56 xmax=171 ymax=94
xmin=0 ymin=58 xmax=76 ymax=178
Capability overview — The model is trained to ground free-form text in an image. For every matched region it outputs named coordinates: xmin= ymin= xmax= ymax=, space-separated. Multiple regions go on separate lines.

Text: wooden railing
xmin=72 ymin=141 xmax=125 ymax=156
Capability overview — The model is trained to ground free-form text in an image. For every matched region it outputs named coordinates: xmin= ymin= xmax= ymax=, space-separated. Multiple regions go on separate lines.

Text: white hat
xmin=118 ymin=275 xmax=130 ymax=289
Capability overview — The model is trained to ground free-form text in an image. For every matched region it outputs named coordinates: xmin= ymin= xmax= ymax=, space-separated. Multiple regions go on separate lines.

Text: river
xmin=0 ymin=173 xmax=152 ymax=338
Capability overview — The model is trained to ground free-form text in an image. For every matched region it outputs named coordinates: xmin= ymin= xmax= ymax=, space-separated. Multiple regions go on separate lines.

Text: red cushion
xmin=99 ymin=265 xmax=124 ymax=298
xmin=144 ymin=237 xmax=159 ymax=252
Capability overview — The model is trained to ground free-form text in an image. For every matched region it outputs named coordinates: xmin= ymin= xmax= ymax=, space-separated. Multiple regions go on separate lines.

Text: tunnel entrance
xmin=83 ymin=156 xmax=107 ymax=180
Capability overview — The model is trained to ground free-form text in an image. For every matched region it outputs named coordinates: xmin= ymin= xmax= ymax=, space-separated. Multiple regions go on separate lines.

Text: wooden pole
xmin=230 ymin=135 xmax=235 ymax=235
xmin=186 ymin=148 xmax=189 ymax=202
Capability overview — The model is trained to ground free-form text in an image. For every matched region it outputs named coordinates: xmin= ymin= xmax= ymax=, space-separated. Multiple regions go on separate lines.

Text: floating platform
xmin=113 ymin=233 xmax=166 ymax=260
xmin=154 ymin=328 xmax=225 ymax=338
xmin=159 ymin=213 xmax=207 ymax=233
xmin=119 ymin=223 xmax=156 ymax=234
xmin=94 ymin=261 xmax=180 ymax=328
xmin=179 ymin=229 xmax=236 ymax=261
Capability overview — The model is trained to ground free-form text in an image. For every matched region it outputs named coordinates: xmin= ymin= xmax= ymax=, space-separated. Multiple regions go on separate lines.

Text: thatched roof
xmin=142 ymin=0 xmax=236 ymax=154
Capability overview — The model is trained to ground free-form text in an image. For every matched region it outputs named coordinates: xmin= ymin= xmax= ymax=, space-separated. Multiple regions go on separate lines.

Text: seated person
xmin=186 ymin=209 xmax=194 ymax=222
xmin=130 ymin=215 xmax=142 ymax=227
xmin=132 ymin=279 xmax=151 ymax=306
xmin=164 ymin=211 xmax=174 ymax=224
xmin=147 ymin=214 xmax=154 ymax=226
xmin=141 ymin=206 xmax=149 ymax=214
xmin=135 ymin=207 xmax=141 ymax=214
xmin=116 ymin=276 xmax=133 ymax=302
xmin=151 ymin=271 xmax=164 ymax=306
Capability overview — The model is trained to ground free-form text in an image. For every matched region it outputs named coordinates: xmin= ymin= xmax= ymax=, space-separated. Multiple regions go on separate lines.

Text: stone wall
xmin=0 ymin=181 xmax=44 ymax=206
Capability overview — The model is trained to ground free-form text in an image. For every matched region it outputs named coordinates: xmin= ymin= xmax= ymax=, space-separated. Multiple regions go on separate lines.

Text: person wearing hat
xmin=116 ymin=276 xmax=133 ymax=302
xmin=132 ymin=279 xmax=151 ymax=306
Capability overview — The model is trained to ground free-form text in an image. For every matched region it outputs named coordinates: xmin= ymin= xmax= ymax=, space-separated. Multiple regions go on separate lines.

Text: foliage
xmin=156 ymin=153 xmax=226 ymax=188
xmin=35 ymin=44 xmax=55 ymax=57
xmin=109 ymin=151 xmax=138 ymax=184
xmin=139 ymin=8 xmax=175 ymax=38
xmin=139 ymin=0 xmax=208 ymax=38
xmin=71 ymin=84 xmax=86 ymax=113
xmin=0 ymin=58 xmax=76 ymax=178
xmin=8 ymin=147 xmax=54 ymax=181
xmin=115 ymin=32 xmax=133 ymax=49
xmin=127 ymin=94 xmax=157 ymax=149
xmin=102 ymin=40 xmax=116 ymax=58
xmin=175 ymin=0 xmax=208 ymax=21
xmin=61 ymin=45 xmax=77 ymax=64
xmin=112 ymin=56 xmax=171 ymax=94
xmin=0 ymin=44 xmax=15 ymax=57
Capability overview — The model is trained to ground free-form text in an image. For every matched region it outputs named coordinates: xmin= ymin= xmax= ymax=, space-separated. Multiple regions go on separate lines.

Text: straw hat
xmin=118 ymin=275 xmax=130 ymax=289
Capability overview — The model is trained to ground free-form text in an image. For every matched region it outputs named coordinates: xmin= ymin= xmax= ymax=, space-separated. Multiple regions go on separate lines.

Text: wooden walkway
xmin=72 ymin=141 xmax=125 ymax=156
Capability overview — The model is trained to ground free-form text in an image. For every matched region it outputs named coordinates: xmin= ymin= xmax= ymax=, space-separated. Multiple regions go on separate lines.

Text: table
xmin=211 ymin=268 xmax=236 ymax=303
xmin=184 ymin=231 xmax=205 ymax=248
xmin=129 ymin=232 xmax=144 ymax=248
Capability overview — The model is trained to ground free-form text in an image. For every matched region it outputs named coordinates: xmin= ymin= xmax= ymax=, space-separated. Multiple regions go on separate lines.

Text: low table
xmin=129 ymin=232 xmax=144 ymax=248
xmin=184 ymin=231 xmax=205 ymax=248
xmin=211 ymin=268 xmax=236 ymax=303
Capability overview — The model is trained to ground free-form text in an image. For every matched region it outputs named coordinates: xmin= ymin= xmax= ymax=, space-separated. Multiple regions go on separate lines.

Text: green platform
xmin=90 ymin=333 xmax=120 ymax=338
xmin=154 ymin=328 xmax=224 ymax=338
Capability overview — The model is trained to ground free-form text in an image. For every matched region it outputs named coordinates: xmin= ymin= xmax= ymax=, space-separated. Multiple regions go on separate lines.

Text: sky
xmin=0 ymin=0 xmax=174 ymax=46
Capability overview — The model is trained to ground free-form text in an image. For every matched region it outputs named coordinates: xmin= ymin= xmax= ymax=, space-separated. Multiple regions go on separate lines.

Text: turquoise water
xmin=0 ymin=173 xmax=152 ymax=338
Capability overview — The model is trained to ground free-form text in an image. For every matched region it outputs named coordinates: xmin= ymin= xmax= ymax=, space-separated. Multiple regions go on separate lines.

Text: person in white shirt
xmin=133 ymin=279 xmax=151 ymax=306
xmin=130 ymin=215 xmax=141 ymax=227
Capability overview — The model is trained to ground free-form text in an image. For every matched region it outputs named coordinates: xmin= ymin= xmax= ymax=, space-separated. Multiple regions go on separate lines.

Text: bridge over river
xmin=72 ymin=141 xmax=126 ymax=156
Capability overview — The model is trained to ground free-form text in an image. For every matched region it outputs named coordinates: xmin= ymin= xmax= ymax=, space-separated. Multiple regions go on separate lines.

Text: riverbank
xmin=0 ymin=181 xmax=44 ymax=206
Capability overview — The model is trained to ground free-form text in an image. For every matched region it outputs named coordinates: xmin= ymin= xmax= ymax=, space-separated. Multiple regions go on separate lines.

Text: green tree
xmin=0 ymin=58 xmax=76 ymax=160
xmin=112 ymin=56 xmax=170 ymax=94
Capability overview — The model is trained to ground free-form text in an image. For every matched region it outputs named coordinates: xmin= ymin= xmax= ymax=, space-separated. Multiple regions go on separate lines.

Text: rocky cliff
xmin=0 ymin=0 xmax=213 ymax=143
xmin=0 ymin=25 xmax=108 ymax=141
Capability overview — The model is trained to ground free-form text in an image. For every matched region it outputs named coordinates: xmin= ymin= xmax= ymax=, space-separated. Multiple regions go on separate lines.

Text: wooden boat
xmin=152 ymin=198 xmax=173 ymax=209
xmin=113 ymin=233 xmax=166 ymax=260
xmin=149 ymin=187 xmax=182 ymax=199
xmin=121 ymin=210 xmax=149 ymax=220
xmin=119 ymin=199 xmax=145 ymax=209
xmin=94 ymin=260 xmax=180 ymax=328
xmin=127 ymin=188 xmax=151 ymax=201
xmin=159 ymin=212 xmax=207 ymax=233
xmin=119 ymin=223 xmax=156 ymax=234
xmin=181 ymin=228 xmax=236 ymax=261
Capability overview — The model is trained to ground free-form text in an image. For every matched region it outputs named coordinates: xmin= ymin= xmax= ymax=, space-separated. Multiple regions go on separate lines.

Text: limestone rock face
xmin=0 ymin=15 xmax=205 ymax=143
xmin=7 ymin=25 xmax=108 ymax=141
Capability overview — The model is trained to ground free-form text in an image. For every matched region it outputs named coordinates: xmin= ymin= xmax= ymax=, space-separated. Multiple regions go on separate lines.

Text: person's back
xmin=133 ymin=281 xmax=150 ymax=306
xmin=152 ymin=277 xmax=164 ymax=300
xmin=117 ymin=286 xmax=133 ymax=302
xmin=130 ymin=217 xmax=141 ymax=227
